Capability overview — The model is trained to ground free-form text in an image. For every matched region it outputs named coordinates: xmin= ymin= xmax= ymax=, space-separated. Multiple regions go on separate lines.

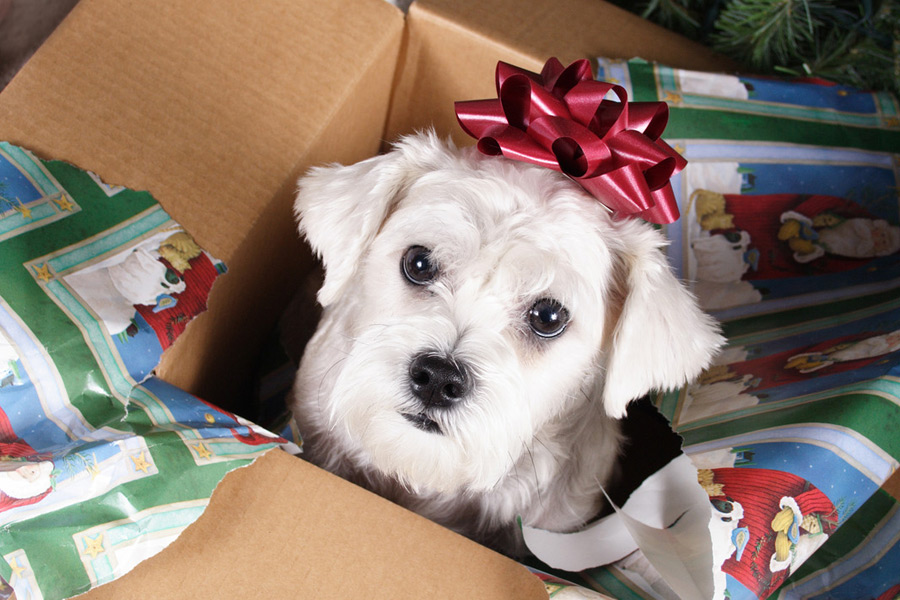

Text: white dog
xmin=287 ymin=132 xmax=723 ymax=555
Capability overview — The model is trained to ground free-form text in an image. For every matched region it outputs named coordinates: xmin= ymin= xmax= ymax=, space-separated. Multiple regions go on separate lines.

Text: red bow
xmin=454 ymin=58 xmax=686 ymax=224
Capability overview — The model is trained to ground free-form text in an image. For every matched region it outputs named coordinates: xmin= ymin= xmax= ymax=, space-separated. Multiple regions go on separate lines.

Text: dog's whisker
xmin=531 ymin=434 xmax=563 ymax=470
xmin=506 ymin=450 xmax=520 ymax=491
xmin=316 ymin=356 xmax=349 ymax=413
xmin=579 ymin=383 xmax=608 ymax=420
xmin=524 ymin=441 xmax=544 ymax=509
xmin=350 ymin=322 xmax=395 ymax=344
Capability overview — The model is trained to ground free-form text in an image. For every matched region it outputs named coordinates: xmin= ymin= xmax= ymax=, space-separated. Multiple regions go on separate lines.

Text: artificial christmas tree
xmin=611 ymin=0 xmax=899 ymax=95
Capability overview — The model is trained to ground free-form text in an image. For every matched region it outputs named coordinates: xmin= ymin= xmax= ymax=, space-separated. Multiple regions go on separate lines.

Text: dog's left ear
xmin=295 ymin=131 xmax=454 ymax=306
xmin=602 ymin=221 xmax=724 ymax=418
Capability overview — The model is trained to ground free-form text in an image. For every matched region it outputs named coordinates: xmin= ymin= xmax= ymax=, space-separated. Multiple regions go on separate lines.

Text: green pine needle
xmin=711 ymin=0 xmax=830 ymax=70
xmin=619 ymin=0 xmax=899 ymax=96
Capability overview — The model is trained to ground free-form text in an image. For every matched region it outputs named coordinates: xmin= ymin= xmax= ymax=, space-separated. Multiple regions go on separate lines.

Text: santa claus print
xmin=787 ymin=329 xmax=900 ymax=373
xmin=699 ymin=467 xmax=838 ymax=600
xmin=1 ymin=406 xmax=54 ymax=513
xmin=694 ymin=191 xmax=899 ymax=278
xmin=689 ymin=190 xmax=900 ymax=310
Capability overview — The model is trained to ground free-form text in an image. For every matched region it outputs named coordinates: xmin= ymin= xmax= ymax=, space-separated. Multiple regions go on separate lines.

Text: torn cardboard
xmin=0 ymin=142 xmax=293 ymax=599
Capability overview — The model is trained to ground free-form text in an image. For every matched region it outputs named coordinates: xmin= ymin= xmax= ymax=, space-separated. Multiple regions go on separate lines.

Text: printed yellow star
xmin=130 ymin=451 xmax=151 ymax=474
xmin=32 ymin=263 xmax=53 ymax=282
xmin=673 ymin=143 xmax=686 ymax=156
xmin=82 ymin=534 xmax=105 ymax=559
xmin=192 ymin=443 xmax=212 ymax=460
xmin=204 ymin=413 xmax=216 ymax=424
xmin=544 ymin=582 xmax=564 ymax=594
xmin=7 ymin=557 xmax=25 ymax=578
xmin=54 ymin=194 xmax=75 ymax=211
xmin=86 ymin=453 xmax=101 ymax=479
xmin=13 ymin=200 xmax=32 ymax=219
xmin=662 ymin=90 xmax=683 ymax=104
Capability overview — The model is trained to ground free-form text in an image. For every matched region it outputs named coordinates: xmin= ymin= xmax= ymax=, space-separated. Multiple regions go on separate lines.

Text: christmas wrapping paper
xmin=550 ymin=59 xmax=899 ymax=600
xmin=0 ymin=143 xmax=292 ymax=600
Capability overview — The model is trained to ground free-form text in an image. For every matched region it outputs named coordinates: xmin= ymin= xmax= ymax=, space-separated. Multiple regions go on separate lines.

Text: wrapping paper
xmin=531 ymin=59 xmax=899 ymax=600
xmin=0 ymin=143 xmax=292 ymax=600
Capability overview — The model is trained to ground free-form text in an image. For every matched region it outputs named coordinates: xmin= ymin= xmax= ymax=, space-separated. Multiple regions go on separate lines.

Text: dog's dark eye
xmin=528 ymin=298 xmax=570 ymax=339
xmin=401 ymin=245 xmax=438 ymax=285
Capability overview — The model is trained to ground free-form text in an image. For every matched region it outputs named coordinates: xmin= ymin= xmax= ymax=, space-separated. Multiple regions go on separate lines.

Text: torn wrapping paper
xmin=0 ymin=143 xmax=295 ymax=600
xmin=522 ymin=60 xmax=900 ymax=600
xmin=529 ymin=569 xmax=616 ymax=599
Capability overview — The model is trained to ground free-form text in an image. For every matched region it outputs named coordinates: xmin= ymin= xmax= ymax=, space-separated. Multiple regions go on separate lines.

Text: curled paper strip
xmin=455 ymin=57 xmax=686 ymax=224
xmin=522 ymin=454 xmax=715 ymax=599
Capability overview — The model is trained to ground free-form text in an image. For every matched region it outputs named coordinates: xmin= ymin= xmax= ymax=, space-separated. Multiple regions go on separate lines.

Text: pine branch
xmin=614 ymin=0 xmax=899 ymax=96
xmin=608 ymin=0 xmax=713 ymax=37
xmin=640 ymin=0 xmax=702 ymax=36
xmin=711 ymin=0 xmax=832 ymax=70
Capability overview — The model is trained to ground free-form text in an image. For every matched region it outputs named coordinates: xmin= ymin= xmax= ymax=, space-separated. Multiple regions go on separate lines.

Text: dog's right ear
xmin=601 ymin=220 xmax=724 ymax=418
xmin=295 ymin=132 xmax=453 ymax=306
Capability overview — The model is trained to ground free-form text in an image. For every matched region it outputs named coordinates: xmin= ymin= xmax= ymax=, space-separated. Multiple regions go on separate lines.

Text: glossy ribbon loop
xmin=455 ymin=58 xmax=686 ymax=224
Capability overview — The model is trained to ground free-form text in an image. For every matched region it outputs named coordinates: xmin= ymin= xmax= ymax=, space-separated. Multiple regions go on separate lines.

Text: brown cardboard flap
xmin=386 ymin=0 xmax=541 ymax=147
xmin=0 ymin=0 xmax=401 ymax=261
xmin=386 ymin=0 xmax=736 ymax=145
xmin=78 ymin=450 xmax=548 ymax=600
xmin=422 ymin=0 xmax=734 ymax=70
xmin=0 ymin=0 xmax=405 ymax=410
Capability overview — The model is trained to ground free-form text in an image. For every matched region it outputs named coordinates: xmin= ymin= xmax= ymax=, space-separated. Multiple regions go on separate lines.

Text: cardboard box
xmin=0 ymin=0 xmax=734 ymax=598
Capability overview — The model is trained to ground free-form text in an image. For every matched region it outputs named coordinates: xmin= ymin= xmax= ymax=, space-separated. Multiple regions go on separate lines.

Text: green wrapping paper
xmin=560 ymin=59 xmax=900 ymax=600
xmin=0 ymin=143 xmax=293 ymax=600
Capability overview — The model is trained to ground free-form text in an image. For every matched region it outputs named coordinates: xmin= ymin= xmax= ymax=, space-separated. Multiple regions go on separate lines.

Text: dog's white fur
xmin=288 ymin=132 xmax=723 ymax=554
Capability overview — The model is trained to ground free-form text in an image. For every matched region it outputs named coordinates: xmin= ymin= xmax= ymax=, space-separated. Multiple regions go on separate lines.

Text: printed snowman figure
xmin=1 ymin=332 xmax=22 ymax=388
xmin=1 ymin=405 xmax=54 ymax=513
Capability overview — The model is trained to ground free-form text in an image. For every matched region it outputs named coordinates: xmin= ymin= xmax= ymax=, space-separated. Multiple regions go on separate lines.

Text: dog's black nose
xmin=408 ymin=354 xmax=471 ymax=408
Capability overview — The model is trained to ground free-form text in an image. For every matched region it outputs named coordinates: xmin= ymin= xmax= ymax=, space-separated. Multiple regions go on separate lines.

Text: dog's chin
xmin=337 ymin=404 xmax=513 ymax=495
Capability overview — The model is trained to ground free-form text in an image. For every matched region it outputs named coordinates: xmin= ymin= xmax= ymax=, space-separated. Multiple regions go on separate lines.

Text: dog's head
xmin=294 ymin=132 xmax=722 ymax=494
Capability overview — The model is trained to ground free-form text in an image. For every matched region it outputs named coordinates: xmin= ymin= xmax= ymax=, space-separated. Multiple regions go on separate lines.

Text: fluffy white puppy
xmin=288 ymin=131 xmax=723 ymax=555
